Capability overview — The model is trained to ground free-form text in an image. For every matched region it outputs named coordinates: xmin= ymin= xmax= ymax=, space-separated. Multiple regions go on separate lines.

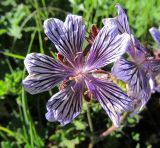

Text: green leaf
xmin=0 ymin=51 xmax=25 ymax=60
xmin=0 ymin=81 xmax=7 ymax=97
xmin=73 ymin=120 xmax=87 ymax=130
xmin=0 ymin=29 xmax=7 ymax=35
xmin=1 ymin=141 xmax=12 ymax=148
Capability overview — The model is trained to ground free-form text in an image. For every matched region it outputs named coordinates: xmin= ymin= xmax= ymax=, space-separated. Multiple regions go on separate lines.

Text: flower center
xmin=69 ymin=68 xmax=87 ymax=82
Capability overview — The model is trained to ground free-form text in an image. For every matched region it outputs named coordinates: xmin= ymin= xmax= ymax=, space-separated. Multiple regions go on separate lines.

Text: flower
xmin=22 ymin=14 xmax=133 ymax=127
xmin=149 ymin=27 xmax=160 ymax=93
xmin=104 ymin=4 xmax=160 ymax=110
xmin=149 ymin=27 xmax=160 ymax=47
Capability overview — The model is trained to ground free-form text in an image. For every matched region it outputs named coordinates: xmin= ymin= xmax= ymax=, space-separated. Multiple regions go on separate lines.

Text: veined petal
xmin=64 ymin=15 xmax=85 ymax=53
xmin=103 ymin=4 xmax=147 ymax=61
xmin=85 ymin=26 xmax=131 ymax=71
xmin=144 ymin=59 xmax=160 ymax=77
xmin=85 ymin=76 xmax=133 ymax=127
xmin=128 ymin=36 xmax=147 ymax=61
xmin=149 ymin=77 xmax=156 ymax=93
xmin=115 ymin=3 xmax=131 ymax=34
xmin=149 ymin=27 xmax=160 ymax=46
xmin=102 ymin=18 xmax=124 ymax=34
xmin=22 ymin=53 xmax=73 ymax=94
xmin=43 ymin=15 xmax=85 ymax=65
xmin=112 ymin=58 xmax=151 ymax=109
xmin=103 ymin=3 xmax=130 ymax=34
xmin=46 ymin=81 xmax=84 ymax=125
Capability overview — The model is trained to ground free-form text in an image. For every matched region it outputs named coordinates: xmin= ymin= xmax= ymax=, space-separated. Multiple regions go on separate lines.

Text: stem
xmin=86 ymin=103 xmax=94 ymax=148
xmin=34 ymin=0 xmax=44 ymax=54
xmin=86 ymin=103 xmax=94 ymax=133
xmin=5 ymin=58 xmax=13 ymax=73
xmin=88 ymin=112 xmax=129 ymax=145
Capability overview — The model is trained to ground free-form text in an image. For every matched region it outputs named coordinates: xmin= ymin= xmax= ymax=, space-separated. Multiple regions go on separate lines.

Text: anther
xmin=69 ymin=77 xmax=74 ymax=81
xmin=89 ymin=79 xmax=92 ymax=82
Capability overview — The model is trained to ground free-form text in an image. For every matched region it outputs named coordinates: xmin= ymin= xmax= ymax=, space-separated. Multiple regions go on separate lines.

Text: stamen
xmin=74 ymin=52 xmax=83 ymax=61
xmin=74 ymin=55 xmax=79 ymax=61
xmin=89 ymin=79 xmax=92 ymax=82
xmin=71 ymin=86 xmax=75 ymax=93
xmin=69 ymin=77 xmax=74 ymax=81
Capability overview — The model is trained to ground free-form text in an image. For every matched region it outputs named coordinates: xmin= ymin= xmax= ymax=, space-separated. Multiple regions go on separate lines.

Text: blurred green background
xmin=0 ymin=0 xmax=160 ymax=147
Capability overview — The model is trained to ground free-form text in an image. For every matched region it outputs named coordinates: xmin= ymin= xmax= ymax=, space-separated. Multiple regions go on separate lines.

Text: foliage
xmin=0 ymin=0 xmax=160 ymax=148
xmin=0 ymin=70 xmax=22 ymax=97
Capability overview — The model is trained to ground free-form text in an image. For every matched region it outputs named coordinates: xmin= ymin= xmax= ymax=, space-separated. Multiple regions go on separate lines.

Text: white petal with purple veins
xmin=43 ymin=15 xmax=85 ymax=65
xmin=115 ymin=3 xmax=131 ymax=34
xmin=22 ymin=53 xmax=73 ymax=94
xmin=112 ymin=58 xmax=151 ymax=109
xmin=149 ymin=27 xmax=160 ymax=46
xmin=103 ymin=3 xmax=130 ymax=34
xmin=128 ymin=36 xmax=147 ymax=61
xmin=144 ymin=59 xmax=160 ymax=77
xmin=46 ymin=81 xmax=84 ymax=125
xmin=85 ymin=76 xmax=133 ymax=127
xmin=102 ymin=18 xmax=124 ymax=34
xmin=85 ymin=26 xmax=131 ymax=71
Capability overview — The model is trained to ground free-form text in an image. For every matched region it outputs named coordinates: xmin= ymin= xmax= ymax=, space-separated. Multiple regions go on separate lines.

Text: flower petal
xmin=46 ymin=81 xmax=84 ymax=125
xmin=128 ymin=36 xmax=147 ymax=61
xmin=85 ymin=26 xmax=130 ymax=70
xmin=115 ymin=3 xmax=131 ymax=34
xmin=103 ymin=3 xmax=130 ymax=34
xmin=85 ymin=76 xmax=133 ymax=127
xmin=149 ymin=77 xmax=156 ymax=93
xmin=22 ymin=53 xmax=73 ymax=94
xmin=112 ymin=58 xmax=151 ymax=109
xmin=143 ymin=59 xmax=160 ymax=93
xmin=102 ymin=18 xmax=124 ymax=34
xmin=43 ymin=15 xmax=85 ymax=65
xmin=144 ymin=59 xmax=160 ymax=77
xmin=149 ymin=27 xmax=160 ymax=46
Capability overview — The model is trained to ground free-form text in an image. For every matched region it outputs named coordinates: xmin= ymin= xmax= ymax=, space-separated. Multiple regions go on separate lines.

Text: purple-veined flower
xmin=149 ymin=27 xmax=160 ymax=47
xmin=103 ymin=3 xmax=160 ymax=110
xmin=149 ymin=27 xmax=160 ymax=93
xmin=22 ymin=14 xmax=133 ymax=127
